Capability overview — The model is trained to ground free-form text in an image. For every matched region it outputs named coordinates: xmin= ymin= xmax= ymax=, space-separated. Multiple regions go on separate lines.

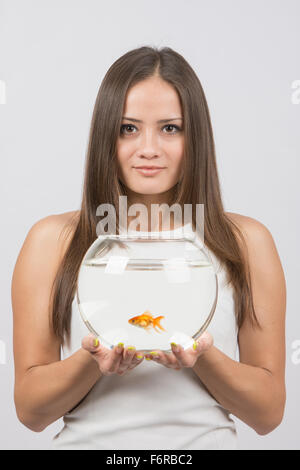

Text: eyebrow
xmin=122 ymin=116 xmax=183 ymax=123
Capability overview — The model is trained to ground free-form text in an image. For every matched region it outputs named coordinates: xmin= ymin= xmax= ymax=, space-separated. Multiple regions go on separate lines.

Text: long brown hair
xmin=50 ymin=45 xmax=261 ymax=346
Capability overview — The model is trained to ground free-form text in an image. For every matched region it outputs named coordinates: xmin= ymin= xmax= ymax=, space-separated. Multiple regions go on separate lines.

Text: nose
xmin=137 ymin=128 xmax=160 ymax=159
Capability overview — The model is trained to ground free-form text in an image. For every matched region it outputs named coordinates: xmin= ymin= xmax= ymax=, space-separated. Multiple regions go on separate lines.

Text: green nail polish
xmin=93 ymin=338 xmax=99 ymax=347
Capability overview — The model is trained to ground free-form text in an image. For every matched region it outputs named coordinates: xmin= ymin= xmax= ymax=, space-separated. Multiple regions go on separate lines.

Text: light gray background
xmin=0 ymin=0 xmax=299 ymax=450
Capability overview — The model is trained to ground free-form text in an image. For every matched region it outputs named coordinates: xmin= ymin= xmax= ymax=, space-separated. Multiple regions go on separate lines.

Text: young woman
xmin=11 ymin=46 xmax=286 ymax=450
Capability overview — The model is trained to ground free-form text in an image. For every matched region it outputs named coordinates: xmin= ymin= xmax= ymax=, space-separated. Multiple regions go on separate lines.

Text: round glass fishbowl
xmin=76 ymin=231 xmax=218 ymax=353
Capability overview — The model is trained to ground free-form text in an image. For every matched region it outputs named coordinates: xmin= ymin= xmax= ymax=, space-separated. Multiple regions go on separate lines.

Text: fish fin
xmin=153 ymin=315 xmax=166 ymax=332
xmin=153 ymin=325 xmax=162 ymax=333
xmin=143 ymin=310 xmax=154 ymax=319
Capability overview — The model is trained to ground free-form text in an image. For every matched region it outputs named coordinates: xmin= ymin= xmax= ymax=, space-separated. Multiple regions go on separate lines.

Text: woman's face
xmin=116 ymin=76 xmax=184 ymax=201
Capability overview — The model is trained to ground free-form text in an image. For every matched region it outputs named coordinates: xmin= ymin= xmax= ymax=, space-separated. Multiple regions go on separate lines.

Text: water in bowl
xmin=77 ymin=258 xmax=217 ymax=352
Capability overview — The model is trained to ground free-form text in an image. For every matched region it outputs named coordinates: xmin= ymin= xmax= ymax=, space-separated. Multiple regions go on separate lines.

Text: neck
xmin=125 ymin=187 xmax=179 ymax=232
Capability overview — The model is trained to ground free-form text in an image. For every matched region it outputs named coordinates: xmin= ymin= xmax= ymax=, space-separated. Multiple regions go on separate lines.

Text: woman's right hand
xmin=81 ymin=334 xmax=144 ymax=376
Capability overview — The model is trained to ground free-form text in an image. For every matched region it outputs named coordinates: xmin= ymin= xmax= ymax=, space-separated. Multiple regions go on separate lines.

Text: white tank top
xmin=52 ymin=223 xmax=239 ymax=450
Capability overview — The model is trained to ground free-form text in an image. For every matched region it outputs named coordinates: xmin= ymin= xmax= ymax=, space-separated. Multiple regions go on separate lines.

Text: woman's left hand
xmin=144 ymin=331 xmax=213 ymax=370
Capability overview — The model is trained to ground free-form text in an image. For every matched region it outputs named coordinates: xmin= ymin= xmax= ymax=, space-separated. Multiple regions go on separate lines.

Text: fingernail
xmin=117 ymin=342 xmax=124 ymax=347
xmin=171 ymin=342 xmax=179 ymax=352
xmin=93 ymin=338 xmax=99 ymax=347
xmin=116 ymin=342 xmax=124 ymax=352
xmin=193 ymin=341 xmax=197 ymax=351
xmin=136 ymin=355 xmax=143 ymax=360
xmin=149 ymin=351 xmax=158 ymax=357
xmin=170 ymin=342 xmax=177 ymax=347
xmin=127 ymin=346 xmax=136 ymax=350
xmin=145 ymin=356 xmax=152 ymax=361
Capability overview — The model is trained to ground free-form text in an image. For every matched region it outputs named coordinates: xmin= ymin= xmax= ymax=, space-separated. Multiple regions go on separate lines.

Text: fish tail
xmin=153 ymin=315 xmax=166 ymax=332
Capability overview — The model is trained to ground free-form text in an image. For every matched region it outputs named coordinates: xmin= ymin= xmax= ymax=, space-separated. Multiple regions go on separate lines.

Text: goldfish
xmin=128 ymin=310 xmax=166 ymax=333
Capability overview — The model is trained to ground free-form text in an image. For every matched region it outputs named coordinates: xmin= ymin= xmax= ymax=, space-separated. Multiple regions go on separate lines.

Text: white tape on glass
xmin=104 ymin=256 xmax=129 ymax=275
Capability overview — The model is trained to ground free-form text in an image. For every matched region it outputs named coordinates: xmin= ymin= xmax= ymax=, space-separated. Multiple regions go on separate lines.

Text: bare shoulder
xmin=225 ymin=211 xmax=286 ymax=314
xmin=29 ymin=210 xmax=80 ymax=235
xmin=25 ymin=210 xmax=80 ymax=256
xmin=12 ymin=210 xmax=80 ymax=332
xmin=224 ymin=211 xmax=276 ymax=251
xmin=225 ymin=211 xmax=269 ymax=232
xmin=12 ymin=210 xmax=80 ymax=290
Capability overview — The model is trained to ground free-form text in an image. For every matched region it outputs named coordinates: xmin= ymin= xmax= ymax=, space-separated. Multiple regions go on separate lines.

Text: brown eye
xmin=120 ymin=123 xmax=182 ymax=136
xmin=120 ymin=124 xmax=136 ymax=135
xmin=163 ymin=124 xmax=181 ymax=134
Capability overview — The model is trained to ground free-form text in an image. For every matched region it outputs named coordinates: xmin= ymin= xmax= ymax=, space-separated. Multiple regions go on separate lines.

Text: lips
xmin=134 ymin=167 xmax=165 ymax=176
xmin=134 ymin=166 xmax=165 ymax=169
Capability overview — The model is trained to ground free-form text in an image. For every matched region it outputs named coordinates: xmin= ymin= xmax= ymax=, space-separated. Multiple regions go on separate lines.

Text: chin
xmin=131 ymin=185 xmax=171 ymax=195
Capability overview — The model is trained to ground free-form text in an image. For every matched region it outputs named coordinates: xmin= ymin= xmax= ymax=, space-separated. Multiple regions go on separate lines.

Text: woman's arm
xmin=192 ymin=214 xmax=286 ymax=435
xmin=17 ymin=350 xmax=102 ymax=433
xmin=12 ymin=214 xmax=102 ymax=432
xmin=12 ymin=214 xmax=144 ymax=432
